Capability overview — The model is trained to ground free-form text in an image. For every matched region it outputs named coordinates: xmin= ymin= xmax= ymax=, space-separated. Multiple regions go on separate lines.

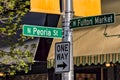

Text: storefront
xmin=0 ymin=61 xmax=48 ymax=80
xmin=0 ymin=0 xmax=119 ymax=80
xmin=47 ymin=0 xmax=120 ymax=80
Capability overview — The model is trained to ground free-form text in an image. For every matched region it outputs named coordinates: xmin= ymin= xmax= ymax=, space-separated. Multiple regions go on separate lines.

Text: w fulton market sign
xmin=70 ymin=13 xmax=115 ymax=28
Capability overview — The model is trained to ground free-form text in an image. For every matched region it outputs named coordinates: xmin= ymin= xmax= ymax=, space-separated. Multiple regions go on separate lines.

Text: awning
xmin=47 ymin=0 xmax=120 ymax=68
xmin=47 ymin=23 xmax=120 ymax=68
xmin=47 ymin=53 xmax=120 ymax=68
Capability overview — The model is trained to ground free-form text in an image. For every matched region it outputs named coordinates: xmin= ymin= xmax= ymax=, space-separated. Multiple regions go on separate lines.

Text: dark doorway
xmin=75 ymin=66 xmax=101 ymax=80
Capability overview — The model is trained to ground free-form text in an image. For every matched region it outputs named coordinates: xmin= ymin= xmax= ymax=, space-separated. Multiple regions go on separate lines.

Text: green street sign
xmin=70 ymin=13 xmax=115 ymax=28
xmin=23 ymin=25 xmax=62 ymax=38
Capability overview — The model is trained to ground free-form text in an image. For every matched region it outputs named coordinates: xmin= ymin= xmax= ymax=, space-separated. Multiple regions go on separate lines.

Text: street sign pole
xmin=62 ymin=0 xmax=74 ymax=80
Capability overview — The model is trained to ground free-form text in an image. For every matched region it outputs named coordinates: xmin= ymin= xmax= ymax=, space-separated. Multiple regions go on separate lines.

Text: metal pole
xmin=62 ymin=0 xmax=74 ymax=80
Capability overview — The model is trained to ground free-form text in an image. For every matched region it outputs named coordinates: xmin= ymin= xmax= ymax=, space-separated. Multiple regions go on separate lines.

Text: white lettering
xmin=78 ymin=19 xmax=81 ymax=26
xmin=95 ymin=15 xmax=113 ymax=24
xmin=81 ymin=19 xmax=93 ymax=26
xmin=53 ymin=30 xmax=58 ymax=36
xmin=33 ymin=28 xmax=51 ymax=36
xmin=33 ymin=28 xmax=37 ymax=34
xmin=73 ymin=20 xmax=77 ymax=27
xmin=27 ymin=28 xmax=31 ymax=34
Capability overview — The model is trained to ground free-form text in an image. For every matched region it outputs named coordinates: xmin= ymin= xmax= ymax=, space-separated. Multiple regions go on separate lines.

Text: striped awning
xmin=47 ymin=53 xmax=120 ymax=68
xmin=47 ymin=0 xmax=120 ymax=69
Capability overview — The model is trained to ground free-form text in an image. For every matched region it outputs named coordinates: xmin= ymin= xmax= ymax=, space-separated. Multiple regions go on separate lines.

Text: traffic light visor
xmin=30 ymin=0 xmax=60 ymax=14
xmin=73 ymin=0 xmax=101 ymax=16
xmin=30 ymin=0 xmax=101 ymax=16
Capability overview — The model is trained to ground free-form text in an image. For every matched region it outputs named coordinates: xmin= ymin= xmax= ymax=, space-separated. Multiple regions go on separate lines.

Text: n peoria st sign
xmin=55 ymin=42 xmax=70 ymax=73
xmin=23 ymin=25 xmax=62 ymax=38
xmin=70 ymin=13 xmax=115 ymax=28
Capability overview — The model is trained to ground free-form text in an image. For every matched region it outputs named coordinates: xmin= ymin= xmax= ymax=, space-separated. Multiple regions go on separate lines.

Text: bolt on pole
xmin=61 ymin=0 xmax=74 ymax=80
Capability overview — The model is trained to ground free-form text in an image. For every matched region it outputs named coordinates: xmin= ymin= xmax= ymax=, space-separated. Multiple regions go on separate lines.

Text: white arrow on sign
xmin=55 ymin=42 xmax=70 ymax=73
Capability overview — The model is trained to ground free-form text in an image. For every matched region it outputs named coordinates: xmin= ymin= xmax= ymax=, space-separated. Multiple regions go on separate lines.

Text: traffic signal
xmin=73 ymin=0 xmax=101 ymax=16
xmin=30 ymin=0 xmax=101 ymax=16
xmin=30 ymin=0 xmax=61 ymax=14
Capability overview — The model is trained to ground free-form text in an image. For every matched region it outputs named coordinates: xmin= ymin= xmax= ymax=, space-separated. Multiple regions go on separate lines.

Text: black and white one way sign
xmin=55 ymin=42 xmax=70 ymax=73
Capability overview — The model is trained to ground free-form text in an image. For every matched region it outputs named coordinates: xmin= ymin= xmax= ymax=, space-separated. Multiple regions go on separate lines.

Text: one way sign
xmin=55 ymin=42 xmax=70 ymax=73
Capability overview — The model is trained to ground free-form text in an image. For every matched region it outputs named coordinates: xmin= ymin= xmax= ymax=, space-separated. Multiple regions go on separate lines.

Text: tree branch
xmin=0 ymin=14 xmax=19 ymax=23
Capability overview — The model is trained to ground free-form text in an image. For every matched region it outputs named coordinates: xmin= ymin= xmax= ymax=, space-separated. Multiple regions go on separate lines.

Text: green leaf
xmin=0 ymin=28 xmax=6 ymax=33
xmin=0 ymin=0 xmax=31 ymax=75
xmin=25 ymin=1 xmax=30 ymax=5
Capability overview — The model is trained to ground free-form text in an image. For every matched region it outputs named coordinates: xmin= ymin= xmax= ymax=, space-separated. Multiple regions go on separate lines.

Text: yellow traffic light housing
xmin=30 ymin=0 xmax=101 ymax=16
xmin=30 ymin=0 xmax=60 ymax=14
